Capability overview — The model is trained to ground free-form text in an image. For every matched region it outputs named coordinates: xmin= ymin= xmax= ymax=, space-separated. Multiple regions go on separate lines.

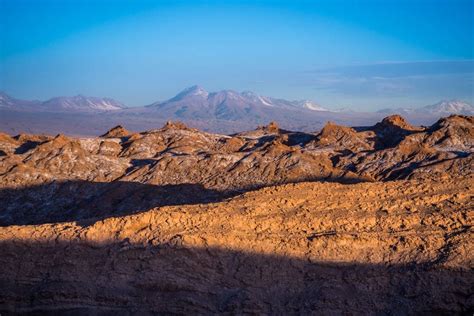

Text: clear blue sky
xmin=0 ymin=0 xmax=473 ymax=110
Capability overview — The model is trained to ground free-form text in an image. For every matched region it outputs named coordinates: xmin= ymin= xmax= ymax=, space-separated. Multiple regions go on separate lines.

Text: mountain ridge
xmin=146 ymin=85 xmax=331 ymax=120
xmin=0 ymin=91 xmax=125 ymax=112
xmin=3 ymin=88 xmax=471 ymax=116
xmin=378 ymin=99 xmax=473 ymax=116
xmin=1 ymin=88 xmax=472 ymax=136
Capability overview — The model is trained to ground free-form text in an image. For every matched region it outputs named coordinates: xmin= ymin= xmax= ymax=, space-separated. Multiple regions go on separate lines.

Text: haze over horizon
xmin=1 ymin=0 xmax=473 ymax=110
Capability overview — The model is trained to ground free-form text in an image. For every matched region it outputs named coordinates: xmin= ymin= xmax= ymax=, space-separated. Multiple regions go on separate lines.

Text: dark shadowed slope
xmin=0 ymin=176 xmax=472 ymax=314
xmin=1 ymin=242 xmax=472 ymax=315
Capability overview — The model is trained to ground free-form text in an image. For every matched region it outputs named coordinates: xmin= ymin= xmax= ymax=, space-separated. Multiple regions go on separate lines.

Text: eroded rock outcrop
xmin=0 ymin=115 xmax=472 ymax=314
xmin=0 ymin=115 xmax=472 ymax=225
xmin=0 ymin=177 xmax=472 ymax=314
xmin=100 ymin=125 xmax=131 ymax=138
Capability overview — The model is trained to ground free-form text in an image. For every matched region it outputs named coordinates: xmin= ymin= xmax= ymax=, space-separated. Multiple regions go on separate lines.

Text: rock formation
xmin=0 ymin=115 xmax=472 ymax=314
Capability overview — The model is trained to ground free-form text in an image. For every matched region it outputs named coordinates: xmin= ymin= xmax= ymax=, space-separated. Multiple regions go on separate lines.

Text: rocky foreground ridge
xmin=0 ymin=114 xmax=473 ymax=314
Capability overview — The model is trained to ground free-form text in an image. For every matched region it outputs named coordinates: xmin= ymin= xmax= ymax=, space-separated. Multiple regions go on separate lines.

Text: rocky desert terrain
xmin=0 ymin=114 xmax=473 ymax=314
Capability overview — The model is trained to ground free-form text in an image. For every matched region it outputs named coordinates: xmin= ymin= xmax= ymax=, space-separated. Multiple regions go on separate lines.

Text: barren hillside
xmin=0 ymin=115 xmax=472 ymax=314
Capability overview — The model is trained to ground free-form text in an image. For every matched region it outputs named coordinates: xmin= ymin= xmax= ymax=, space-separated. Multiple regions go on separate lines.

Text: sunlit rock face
xmin=0 ymin=115 xmax=472 ymax=314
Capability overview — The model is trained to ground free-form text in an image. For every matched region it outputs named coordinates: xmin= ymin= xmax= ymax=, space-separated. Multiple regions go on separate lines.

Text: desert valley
xmin=1 ymin=0 xmax=473 ymax=314
xmin=0 ymin=113 xmax=472 ymax=314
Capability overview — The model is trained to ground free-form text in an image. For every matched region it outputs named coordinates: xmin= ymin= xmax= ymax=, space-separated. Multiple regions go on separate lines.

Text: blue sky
xmin=0 ymin=0 xmax=473 ymax=110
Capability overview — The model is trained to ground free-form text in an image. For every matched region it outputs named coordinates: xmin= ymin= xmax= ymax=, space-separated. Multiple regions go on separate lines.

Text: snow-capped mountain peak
xmin=147 ymin=86 xmax=334 ymax=118
xmin=421 ymin=100 xmax=473 ymax=115
xmin=294 ymin=100 xmax=329 ymax=111
xmin=41 ymin=95 xmax=125 ymax=112
xmin=379 ymin=100 xmax=473 ymax=116
xmin=240 ymin=91 xmax=274 ymax=106
xmin=173 ymin=85 xmax=209 ymax=100
xmin=0 ymin=92 xmax=15 ymax=107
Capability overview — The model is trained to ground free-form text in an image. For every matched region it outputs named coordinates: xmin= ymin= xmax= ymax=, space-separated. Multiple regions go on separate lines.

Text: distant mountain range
xmin=0 ymin=86 xmax=472 ymax=135
xmin=1 ymin=86 xmax=472 ymax=116
xmin=0 ymin=93 xmax=125 ymax=112
xmin=0 ymin=86 xmax=329 ymax=115
xmin=143 ymin=85 xmax=330 ymax=120
xmin=378 ymin=100 xmax=474 ymax=116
